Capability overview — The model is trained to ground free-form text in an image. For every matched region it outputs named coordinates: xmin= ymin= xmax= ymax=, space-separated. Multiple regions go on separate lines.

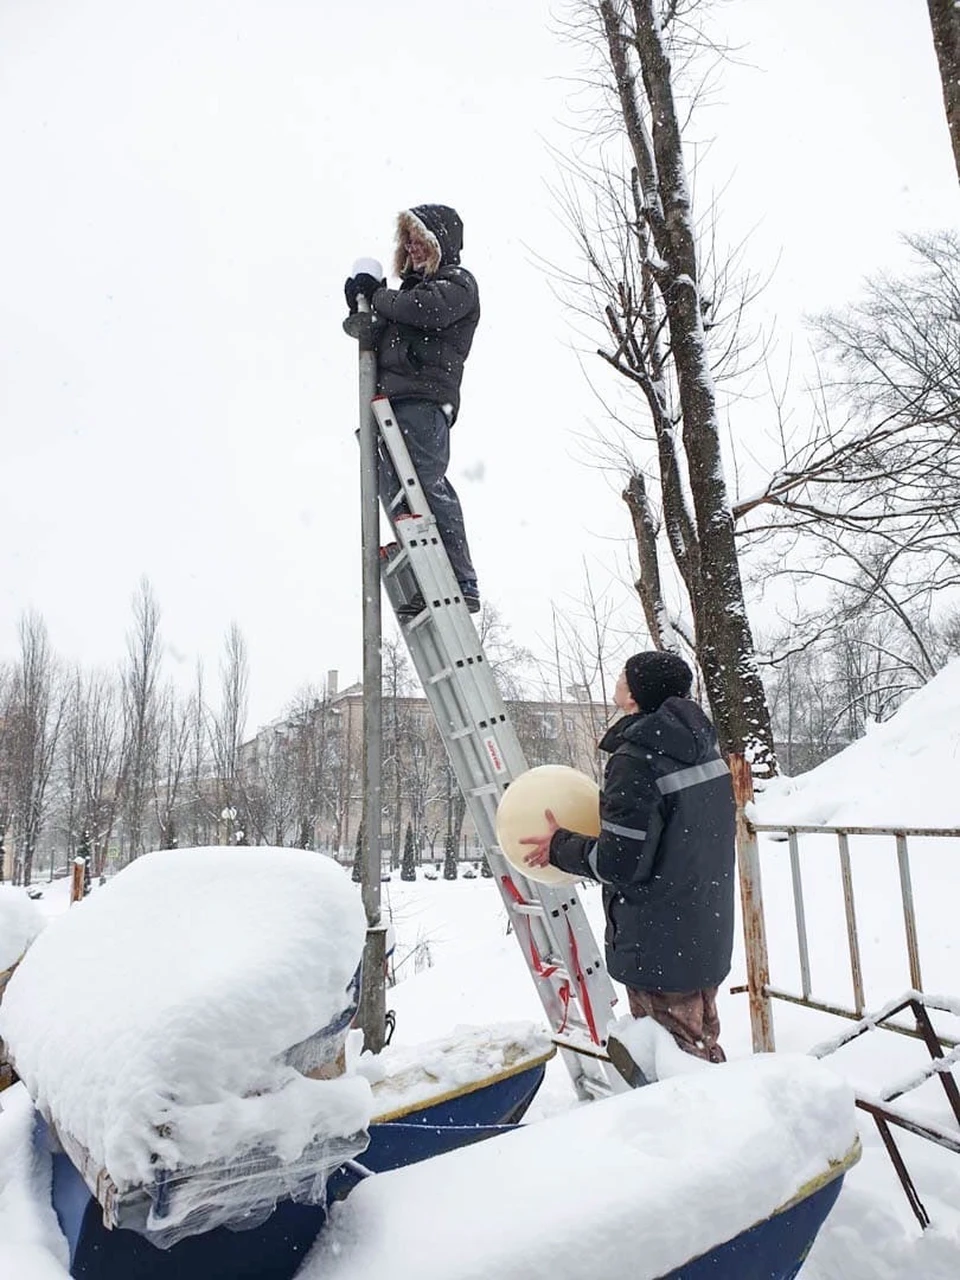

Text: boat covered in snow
xmin=0 ymin=848 xmax=859 ymax=1280
xmin=0 ymin=848 xmax=554 ymax=1277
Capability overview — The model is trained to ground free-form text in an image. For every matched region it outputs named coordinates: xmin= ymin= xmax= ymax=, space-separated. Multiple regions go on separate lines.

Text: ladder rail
xmin=370 ymin=397 xmax=623 ymax=1100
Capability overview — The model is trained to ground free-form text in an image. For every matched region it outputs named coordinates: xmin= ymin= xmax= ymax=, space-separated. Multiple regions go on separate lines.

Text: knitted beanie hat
xmin=624 ymin=651 xmax=693 ymax=712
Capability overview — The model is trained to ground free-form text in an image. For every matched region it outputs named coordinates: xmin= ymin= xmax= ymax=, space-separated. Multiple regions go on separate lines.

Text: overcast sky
xmin=2 ymin=0 xmax=957 ymax=730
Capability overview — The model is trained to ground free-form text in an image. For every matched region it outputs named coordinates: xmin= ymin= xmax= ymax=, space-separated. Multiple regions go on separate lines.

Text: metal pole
xmin=730 ymin=753 xmax=775 ymax=1052
xmin=895 ymin=832 xmax=923 ymax=993
xmin=343 ymin=300 xmax=386 ymax=1053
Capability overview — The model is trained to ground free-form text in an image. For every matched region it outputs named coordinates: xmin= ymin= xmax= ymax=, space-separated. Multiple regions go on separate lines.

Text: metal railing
xmin=729 ymin=761 xmax=960 ymax=1228
xmin=736 ymin=805 xmax=960 ymax=1051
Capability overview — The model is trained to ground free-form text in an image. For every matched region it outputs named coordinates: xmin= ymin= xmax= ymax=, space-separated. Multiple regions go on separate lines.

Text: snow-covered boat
xmin=35 ymin=1048 xmax=857 ymax=1280
xmin=0 ymin=850 xmax=860 ymax=1279
xmin=305 ymin=1052 xmax=860 ymax=1280
xmin=38 ymin=1027 xmax=554 ymax=1279
xmin=0 ymin=849 xmax=557 ymax=1276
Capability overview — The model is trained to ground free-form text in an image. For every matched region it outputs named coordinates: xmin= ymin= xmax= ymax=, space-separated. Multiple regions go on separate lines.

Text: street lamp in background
xmin=221 ymin=806 xmax=237 ymax=846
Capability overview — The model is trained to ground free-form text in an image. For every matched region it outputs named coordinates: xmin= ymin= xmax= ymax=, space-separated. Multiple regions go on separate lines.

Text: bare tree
xmin=402 ymin=709 xmax=447 ymax=860
xmin=184 ymin=663 xmax=216 ymax=845
xmin=240 ymin=722 xmax=297 ymax=847
xmin=0 ymin=664 xmax=13 ymax=881
xmin=476 ymin=603 xmax=535 ymax=701
xmin=119 ymin=579 xmax=162 ymax=861
xmin=927 ymin=0 xmax=960 ymax=183
xmin=55 ymin=669 xmax=125 ymax=878
xmin=382 ymin=639 xmax=416 ymax=869
xmin=742 ymin=232 xmax=960 ymax=678
xmin=211 ymin=623 xmax=248 ymax=839
xmin=332 ymin=692 xmax=362 ymax=857
xmin=153 ymin=686 xmax=191 ymax=850
xmin=558 ymin=0 xmax=776 ymax=771
xmin=7 ymin=614 xmax=65 ymax=885
xmin=284 ymin=689 xmax=328 ymax=849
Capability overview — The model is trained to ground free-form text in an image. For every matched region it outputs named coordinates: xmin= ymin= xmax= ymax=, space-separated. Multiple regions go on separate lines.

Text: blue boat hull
xmin=661 ymin=1175 xmax=843 ymax=1279
xmin=46 ymin=1060 xmax=547 ymax=1280
xmin=43 ymin=1056 xmax=846 ymax=1280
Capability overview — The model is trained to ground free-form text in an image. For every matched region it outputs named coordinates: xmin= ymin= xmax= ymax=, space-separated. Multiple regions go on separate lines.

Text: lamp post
xmin=221 ymin=806 xmax=237 ymax=847
xmin=343 ymin=270 xmax=387 ymax=1053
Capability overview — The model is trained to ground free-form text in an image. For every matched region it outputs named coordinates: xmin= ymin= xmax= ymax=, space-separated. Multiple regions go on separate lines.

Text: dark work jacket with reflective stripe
xmin=549 ymin=699 xmax=736 ymax=992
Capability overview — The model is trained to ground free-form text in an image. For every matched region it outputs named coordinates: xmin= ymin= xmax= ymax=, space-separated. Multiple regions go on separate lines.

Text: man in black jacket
xmin=345 ymin=205 xmax=481 ymax=614
xmin=521 ymin=651 xmax=736 ymax=1084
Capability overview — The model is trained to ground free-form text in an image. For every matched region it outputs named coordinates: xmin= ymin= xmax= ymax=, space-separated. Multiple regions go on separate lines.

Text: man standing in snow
xmin=344 ymin=204 xmax=481 ymax=615
xmin=520 ymin=651 xmax=736 ymax=1085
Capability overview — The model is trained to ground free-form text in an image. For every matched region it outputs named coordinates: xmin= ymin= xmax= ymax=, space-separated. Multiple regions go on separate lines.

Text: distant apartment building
xmin=238 ymin=670 xmax=612 ymax=863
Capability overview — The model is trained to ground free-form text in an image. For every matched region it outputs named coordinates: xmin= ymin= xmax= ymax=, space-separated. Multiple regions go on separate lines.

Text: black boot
xmin=606 ymin=1034 xmax=651 ymax=1088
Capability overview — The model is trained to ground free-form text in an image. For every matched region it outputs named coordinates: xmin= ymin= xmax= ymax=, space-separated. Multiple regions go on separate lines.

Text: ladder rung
xmin=426 ymin=668 xmax=453 ymax=685
xmin=509 ymin=902 xmax=544 ymax=917
xmin=381 ymin=552 xmax=409 ymax=577
xmin=552 ymin=1034 xmax=610 ymax=1061
xmin=576 ymin=1073 xmax=614 ymax=1099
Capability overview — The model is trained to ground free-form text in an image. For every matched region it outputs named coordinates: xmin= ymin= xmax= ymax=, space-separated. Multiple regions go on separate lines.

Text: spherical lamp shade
xmin=495 ymin=765 xmax=600 ymax=886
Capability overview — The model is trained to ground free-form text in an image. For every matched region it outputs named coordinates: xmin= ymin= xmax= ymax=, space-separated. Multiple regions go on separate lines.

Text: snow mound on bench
xmin=0 ymin=847 xmax=372 ymax=1188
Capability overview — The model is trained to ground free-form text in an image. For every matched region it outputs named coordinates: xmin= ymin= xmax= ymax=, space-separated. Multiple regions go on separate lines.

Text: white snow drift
xmin=0 ymin=887 xmax=45 ymax=975
xmin=306 ymin=1051 xmax=859 ymax=1280
xmin=0 ymin=846 xmax=373 ymax=1188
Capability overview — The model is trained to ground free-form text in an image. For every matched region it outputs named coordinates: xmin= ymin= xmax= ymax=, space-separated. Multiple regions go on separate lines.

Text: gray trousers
xmin=380 ymin=398 xmax=478 ymax=592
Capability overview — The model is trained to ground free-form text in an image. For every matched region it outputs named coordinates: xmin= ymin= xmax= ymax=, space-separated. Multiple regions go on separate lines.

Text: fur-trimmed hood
xmin=393 ymin=204 xmax=464 ymax=278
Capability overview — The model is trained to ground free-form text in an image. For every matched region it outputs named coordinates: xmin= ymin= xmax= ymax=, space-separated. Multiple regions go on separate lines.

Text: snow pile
xmin=754 ymin=657 xmax=960 ymax=827
xmin=607 ymin=1011 xmax=714 ymax=1082
xmin=0 ymin=847 xmax=373 ymax=1194
xmin=0 ymin=1084 xmax=69 ymax=1280
xmin=354 ymin=1022 xmax=553 ymax=1119
xmin=0 ymin=887 xmax=45 ymax=974
xmin=304 ymin=1053 xmax=858 ymax=1280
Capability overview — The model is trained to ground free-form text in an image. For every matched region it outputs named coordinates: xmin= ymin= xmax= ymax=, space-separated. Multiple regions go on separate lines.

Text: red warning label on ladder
xmin=483 ymin=735 xmax=507 ymax=775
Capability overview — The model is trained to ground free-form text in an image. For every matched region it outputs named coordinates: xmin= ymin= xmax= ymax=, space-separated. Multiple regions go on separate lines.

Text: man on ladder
xmin=344 ymin=204 xmax=482 ymax=615
xmin=343 ymin=216 xmax=622 ymax=1100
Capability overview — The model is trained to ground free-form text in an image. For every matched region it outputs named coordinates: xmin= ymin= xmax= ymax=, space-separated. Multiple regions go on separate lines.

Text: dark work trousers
xmin=379 ymin=397 xmax=478 ymax=592
xmin=626 ymin=985 xmax=727 ymax=1063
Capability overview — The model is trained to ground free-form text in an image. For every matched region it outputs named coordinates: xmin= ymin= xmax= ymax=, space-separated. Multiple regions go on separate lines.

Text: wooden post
xmin=70 ymin=856 xmax=86 ymax=905
xmin=729 ymin=753 xmax=775 ymax=1052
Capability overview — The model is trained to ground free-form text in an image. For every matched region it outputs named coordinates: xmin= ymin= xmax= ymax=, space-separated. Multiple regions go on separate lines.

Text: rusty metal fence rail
xmin=730 ymin=757 xmax=960 ymax=1227
xmin=736 ymin=802 xmax=960 ymax=1051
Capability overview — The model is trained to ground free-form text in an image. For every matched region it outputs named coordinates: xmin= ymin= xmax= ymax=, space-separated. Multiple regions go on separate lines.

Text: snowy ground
xmin=379 ymin=873 xmax=960 ymax=1279
xmin=3 ymin=662 xmax=960 ymax=1275
xmin=1 ymin=869 xmax=959 ymax=1277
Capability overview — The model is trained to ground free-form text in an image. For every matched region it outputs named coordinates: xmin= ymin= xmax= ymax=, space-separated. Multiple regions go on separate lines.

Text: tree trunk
xmin=597 ymin=0 xmax=776 ymax=771
xmin=927 ymin=0 xmax=960 ymax=183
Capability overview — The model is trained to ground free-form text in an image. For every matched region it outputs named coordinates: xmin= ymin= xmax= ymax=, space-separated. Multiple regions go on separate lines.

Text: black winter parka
xmin=371 ymin=205 xmax=480 ymax=422
xmin=549 ymin=698 xmax=736 ymax=993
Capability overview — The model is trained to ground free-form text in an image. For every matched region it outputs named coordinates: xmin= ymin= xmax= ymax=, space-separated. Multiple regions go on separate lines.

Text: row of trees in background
xmin=3 ymin=569 xmax=956 ymax=886
xmin=0 ymin=586 xmax=614 ymax=886
xmin=0 ymin=583 xmax=252 ymax=886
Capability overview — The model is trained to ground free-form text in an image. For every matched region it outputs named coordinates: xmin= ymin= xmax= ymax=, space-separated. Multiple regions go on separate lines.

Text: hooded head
xmin=394 ymin=204 xmax=464 ymax=278
xmin=624 ymin=651 xmax=693 ymax=713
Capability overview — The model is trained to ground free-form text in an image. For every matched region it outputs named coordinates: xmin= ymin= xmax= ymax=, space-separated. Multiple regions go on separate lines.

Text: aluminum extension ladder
xmin=372 ymin=395 xmax=623 ymax=1101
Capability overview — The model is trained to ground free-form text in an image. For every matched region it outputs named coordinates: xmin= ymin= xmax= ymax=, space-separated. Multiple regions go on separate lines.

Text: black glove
xmin=344 ymin=272 xmax=384 ymax=313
